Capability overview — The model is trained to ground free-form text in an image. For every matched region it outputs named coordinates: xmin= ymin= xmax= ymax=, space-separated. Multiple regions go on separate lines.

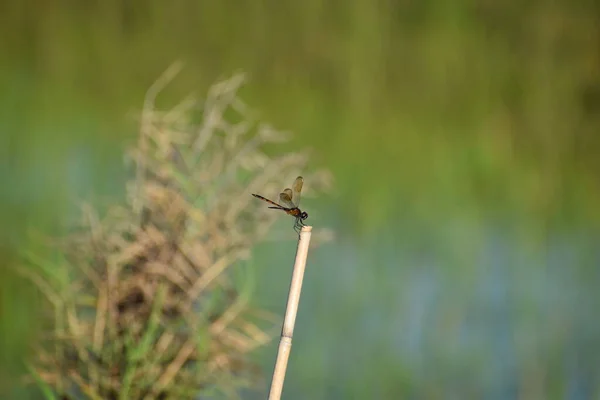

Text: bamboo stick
xmin=267 ymin=225 xmax=313 ymax=400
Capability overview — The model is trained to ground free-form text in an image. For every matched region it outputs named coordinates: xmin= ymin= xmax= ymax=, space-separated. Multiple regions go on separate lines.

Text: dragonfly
xmin=252 ymin=176 xmax=308 ymax=233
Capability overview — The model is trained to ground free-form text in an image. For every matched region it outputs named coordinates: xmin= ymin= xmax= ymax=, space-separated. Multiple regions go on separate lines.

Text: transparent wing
xmin=279 ymin=188 xmax=295 ymax=208
xmin=291 ymin=176 xmax=304 ymax=207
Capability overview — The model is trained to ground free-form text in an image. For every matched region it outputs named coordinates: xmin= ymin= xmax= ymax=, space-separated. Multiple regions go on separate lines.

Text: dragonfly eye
xmin=301 ymin=212 xmax=308 ymax=220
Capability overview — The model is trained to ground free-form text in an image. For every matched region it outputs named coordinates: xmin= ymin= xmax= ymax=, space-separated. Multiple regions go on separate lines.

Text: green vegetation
xmin=2 ymin=1 xmax=599 ymax=398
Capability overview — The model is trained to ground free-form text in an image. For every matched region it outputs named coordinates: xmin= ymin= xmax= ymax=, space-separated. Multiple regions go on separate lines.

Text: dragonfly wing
xmin=292 ymin=176 xmax=303 ymax=207
xmin=279 ymin=189 xmax=295 ymax=208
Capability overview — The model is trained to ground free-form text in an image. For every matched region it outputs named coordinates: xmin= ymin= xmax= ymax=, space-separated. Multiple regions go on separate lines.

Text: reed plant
xmin=17 ymin=63 xmax=332 ymax=400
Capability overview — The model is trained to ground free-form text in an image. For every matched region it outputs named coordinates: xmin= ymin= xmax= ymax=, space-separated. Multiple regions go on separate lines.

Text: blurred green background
xmin=3 ymin=0 xmax=600 ymax=398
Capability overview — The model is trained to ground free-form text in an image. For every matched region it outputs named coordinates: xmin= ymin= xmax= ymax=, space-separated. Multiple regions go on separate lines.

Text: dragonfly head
xmin=300 ymin=211 xmax=308 ymax=221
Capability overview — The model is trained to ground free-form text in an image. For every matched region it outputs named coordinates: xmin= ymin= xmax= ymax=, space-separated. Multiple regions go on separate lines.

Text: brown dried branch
xmin=22 ymin=64 xmax=333 ymax=399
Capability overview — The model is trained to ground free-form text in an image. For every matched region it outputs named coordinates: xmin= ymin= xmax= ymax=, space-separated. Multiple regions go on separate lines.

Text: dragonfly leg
xmin=293 ymin=218 xmax=301 ymax=234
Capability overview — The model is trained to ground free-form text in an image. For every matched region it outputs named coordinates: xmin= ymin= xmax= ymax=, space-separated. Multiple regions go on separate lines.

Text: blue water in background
xmin=14 ymin=147 xmax=599 ymax=399
xmin=241 ymin=209 xmax=600 ymax=400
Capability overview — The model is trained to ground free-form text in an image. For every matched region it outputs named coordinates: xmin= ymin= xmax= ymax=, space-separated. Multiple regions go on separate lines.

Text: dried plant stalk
xmin=268 ymin=226 xmax=313 ymax=400
xmin=18 ymin=64 xmax=332 ymax=400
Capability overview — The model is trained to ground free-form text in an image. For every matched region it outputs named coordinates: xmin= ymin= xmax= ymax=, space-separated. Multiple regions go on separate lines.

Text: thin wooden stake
xmin=268 ymin=225 xmax=313 ymax=400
